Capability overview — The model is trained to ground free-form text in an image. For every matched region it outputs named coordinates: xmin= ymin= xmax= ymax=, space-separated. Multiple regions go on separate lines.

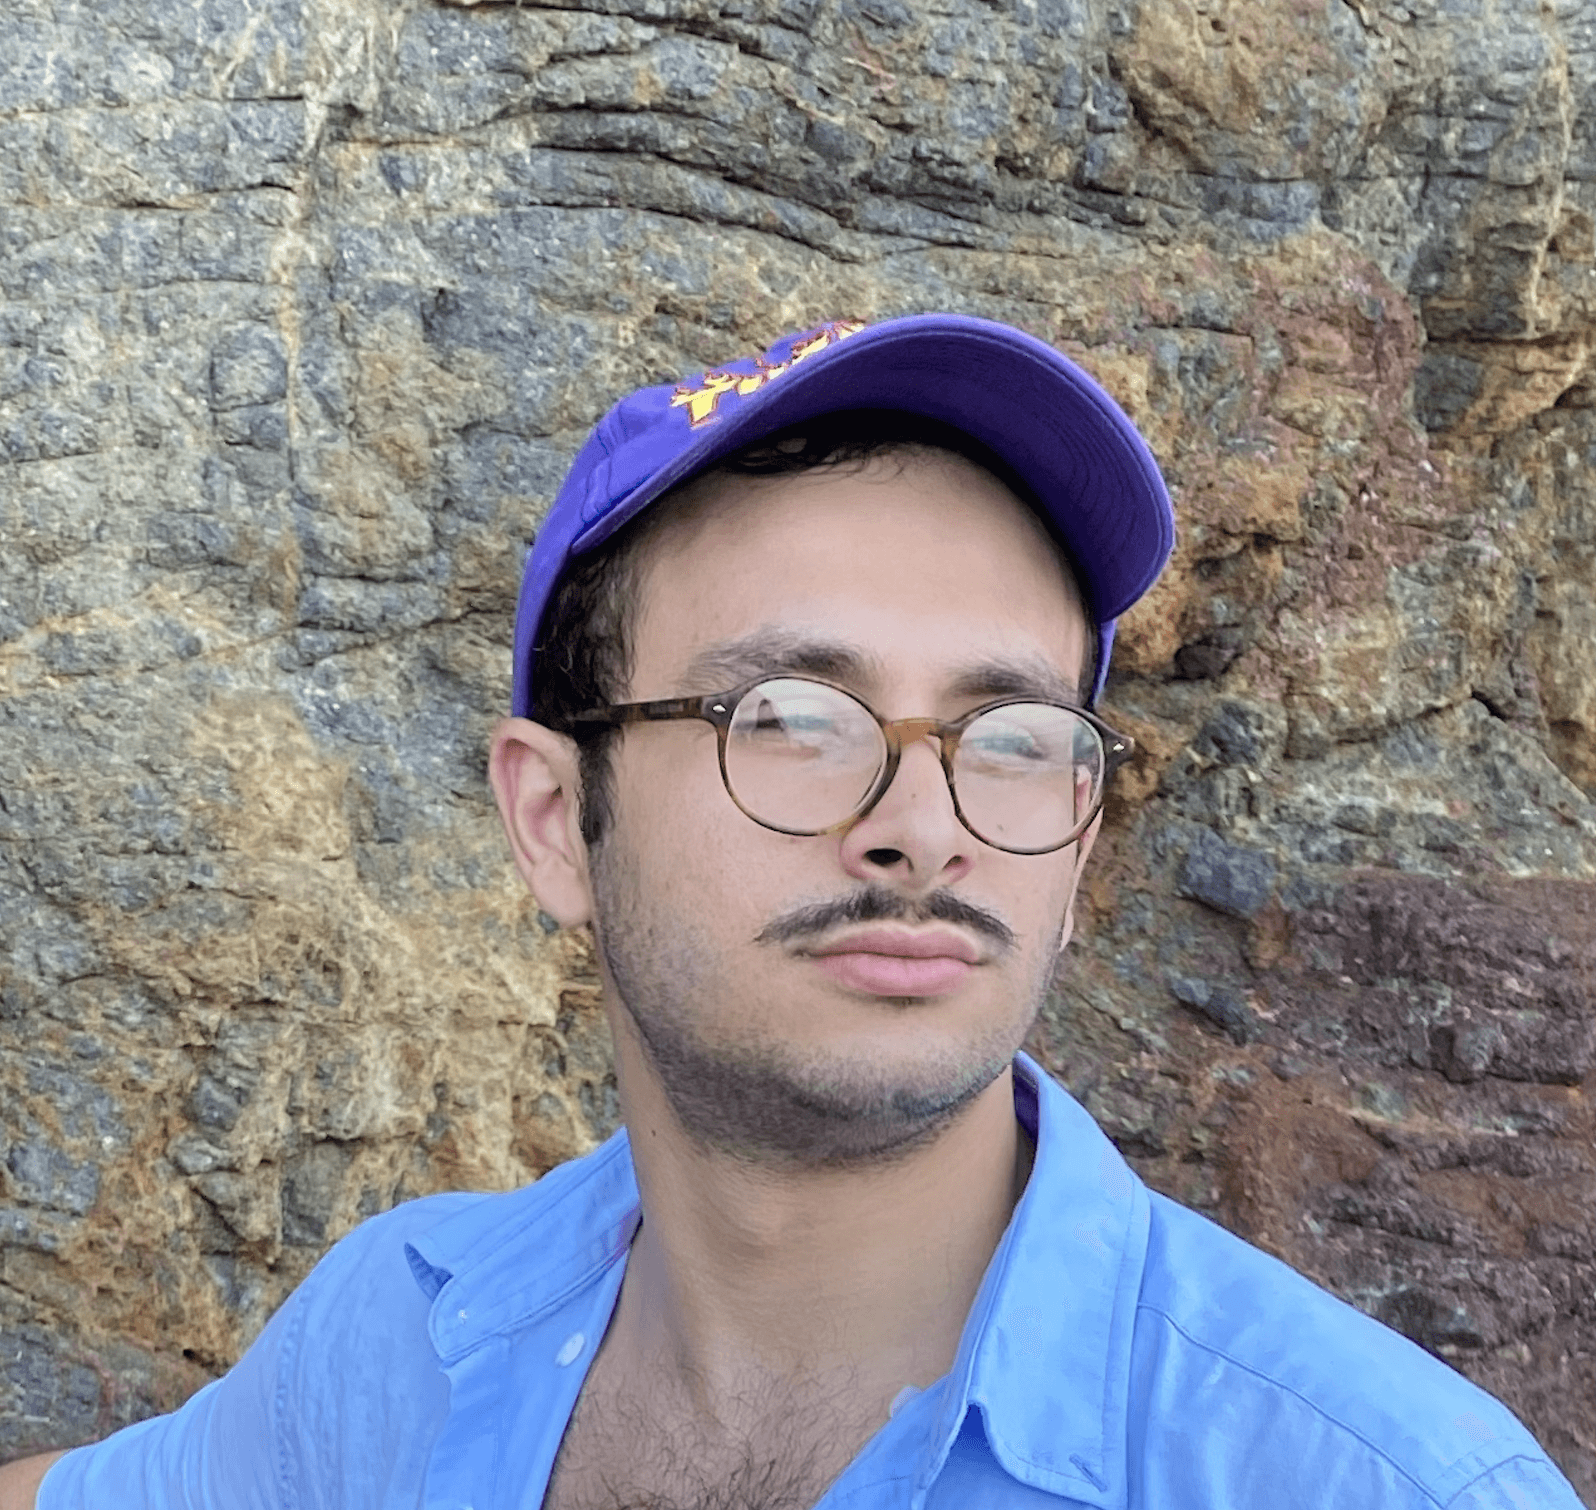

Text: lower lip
xmin=811 ymin=952 xmax=974 ymax=997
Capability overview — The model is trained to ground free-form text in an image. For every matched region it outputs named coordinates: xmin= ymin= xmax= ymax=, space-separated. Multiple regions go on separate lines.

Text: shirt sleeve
xmin=33 ymin=1193 xmax=470 ymax=1510
xmin=1443 ymin=1454 xmax=1590 ymax=1510
xmin=35 ymin=1269 xmax=305 ymax=1510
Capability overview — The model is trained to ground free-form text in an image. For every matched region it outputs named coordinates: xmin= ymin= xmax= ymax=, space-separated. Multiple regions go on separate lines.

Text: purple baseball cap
xmin=511 ymin=313 xmax=1175 ymax=715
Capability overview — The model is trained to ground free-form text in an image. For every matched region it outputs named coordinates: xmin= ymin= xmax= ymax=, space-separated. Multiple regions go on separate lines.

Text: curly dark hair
xmin=529 ymin=409 xmax=1098 ymax=848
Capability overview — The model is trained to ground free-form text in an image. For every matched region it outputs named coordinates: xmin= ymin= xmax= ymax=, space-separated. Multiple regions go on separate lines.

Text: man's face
xmin=584 ymin=452 xmax=1097 ymax=1172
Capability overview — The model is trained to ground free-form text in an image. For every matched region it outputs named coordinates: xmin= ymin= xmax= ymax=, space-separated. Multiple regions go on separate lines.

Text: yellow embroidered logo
xmin=670 ymin=321 xmax=867 ymax=428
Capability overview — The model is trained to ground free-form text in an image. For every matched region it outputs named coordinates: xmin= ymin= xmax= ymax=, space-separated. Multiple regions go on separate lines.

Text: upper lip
xmin=805 ymin=927 xmax=982 ymax=964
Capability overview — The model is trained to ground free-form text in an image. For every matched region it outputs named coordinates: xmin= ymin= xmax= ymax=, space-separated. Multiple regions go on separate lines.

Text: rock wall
xmin=1 ymin=0 xmax=1593 ymax=1494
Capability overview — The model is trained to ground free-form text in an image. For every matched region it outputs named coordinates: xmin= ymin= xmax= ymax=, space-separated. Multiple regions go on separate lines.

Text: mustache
xmin=753 ymin=885 xmax=1017 ymax=953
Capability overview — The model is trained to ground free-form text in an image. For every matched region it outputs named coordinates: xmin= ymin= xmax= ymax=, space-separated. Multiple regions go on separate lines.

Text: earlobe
xmin=487 ymin=717 xmax=594 ymax=928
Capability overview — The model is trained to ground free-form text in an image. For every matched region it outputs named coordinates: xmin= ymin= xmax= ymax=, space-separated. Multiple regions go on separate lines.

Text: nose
xmin=835 ymin=732 xmax=973 ymax=890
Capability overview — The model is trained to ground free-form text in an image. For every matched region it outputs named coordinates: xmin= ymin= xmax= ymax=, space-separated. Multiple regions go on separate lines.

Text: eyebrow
xmin=946 ymin=656 xmax=1081 ymax=707
xmin=681 ymin=629 xmax=877 ymax=691
xmin=679 ymin=629 xmax=1082 ymax=707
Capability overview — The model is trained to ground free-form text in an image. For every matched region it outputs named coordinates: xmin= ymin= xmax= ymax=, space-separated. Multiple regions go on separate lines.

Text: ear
xmin=1056 ymin=812 xmax=1103 ymax=954
xmin=488 ymin=717 xmax=594 ymax=928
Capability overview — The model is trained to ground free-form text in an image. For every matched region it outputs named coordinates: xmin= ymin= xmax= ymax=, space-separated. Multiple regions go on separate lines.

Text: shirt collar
xmin=405 ymin=1127 xmax=641 ymax=1364
xmin=951 ymin=1050 xmax=1150 ymax=1507
xmin=404 ymin=1050 xmax=1148 ymax=1507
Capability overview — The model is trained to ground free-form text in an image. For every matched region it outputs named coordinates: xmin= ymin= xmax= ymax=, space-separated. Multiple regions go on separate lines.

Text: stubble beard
xmin=586 ymin=831 xmax=1062 ymax=1176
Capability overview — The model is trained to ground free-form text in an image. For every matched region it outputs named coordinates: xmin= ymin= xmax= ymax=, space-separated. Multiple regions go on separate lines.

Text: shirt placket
xmin=422 ymin=1334 xmax=512 ymax=1510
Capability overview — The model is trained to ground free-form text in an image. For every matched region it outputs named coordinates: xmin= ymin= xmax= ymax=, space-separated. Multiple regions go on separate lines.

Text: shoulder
xmin=39 ymin=1135 xmax=638 ymax=1510
xmin=298 ymin=1188 xmax=494 ymax=1287
xmin=35 ymin=1192 xmax=502 ymax=1510
xmin=279 ymin=1129 xmax=638 ymax=1376
xmin=249 ymin=1186 xmax=547 ymax=1507
xmin=1130 ymin=1191 xmax=1571 ymax=1509
xmin=270 ymin=1183 xmax=518 ymax=1383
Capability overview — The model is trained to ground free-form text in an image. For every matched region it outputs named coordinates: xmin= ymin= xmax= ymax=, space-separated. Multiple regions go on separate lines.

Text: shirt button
xmin=555 ymin=1331 xmax=586 ymax=1367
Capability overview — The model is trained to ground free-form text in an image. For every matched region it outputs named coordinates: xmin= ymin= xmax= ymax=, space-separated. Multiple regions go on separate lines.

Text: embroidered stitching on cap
xmin=670 ymin=320 xmax=866 ymax=428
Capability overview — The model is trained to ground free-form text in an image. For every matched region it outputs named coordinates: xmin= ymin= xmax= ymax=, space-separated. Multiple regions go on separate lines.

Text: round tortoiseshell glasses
xmin=572 ymin=675 xmax=1134 ymax=856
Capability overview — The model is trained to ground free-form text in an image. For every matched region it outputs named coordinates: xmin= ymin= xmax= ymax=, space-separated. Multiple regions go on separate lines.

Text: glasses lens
xmin=725 ymin=679 xmax=885 ymax=833
xmin=954 ymin=704 xmax=1103 ymax=851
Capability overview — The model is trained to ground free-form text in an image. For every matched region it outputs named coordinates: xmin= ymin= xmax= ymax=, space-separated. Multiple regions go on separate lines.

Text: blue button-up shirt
xmin=39 ymin=1051 xmax=1581 ymax=1508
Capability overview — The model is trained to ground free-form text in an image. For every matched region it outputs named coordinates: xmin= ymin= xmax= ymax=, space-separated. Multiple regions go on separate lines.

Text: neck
xmin=603 ymin=1043 xmax=1036 ymax=1428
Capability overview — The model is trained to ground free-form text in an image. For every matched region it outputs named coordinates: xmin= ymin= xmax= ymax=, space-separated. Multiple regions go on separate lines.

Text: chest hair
xmin=543 ymin=1363 xmax=893 ymax=1510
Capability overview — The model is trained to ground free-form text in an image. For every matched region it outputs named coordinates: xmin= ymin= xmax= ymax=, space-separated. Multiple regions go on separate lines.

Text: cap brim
xmin=571 ymin=316 xmax=1173 ymax=623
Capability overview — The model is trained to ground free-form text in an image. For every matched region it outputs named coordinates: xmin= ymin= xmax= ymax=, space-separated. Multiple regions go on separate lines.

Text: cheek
xmin=611 ymin=738 xmax=776 ymax=899
xmin=1013 ymin=856 xmax=1088 ymax=940
xmin=613 ymin=728 xmax=724 ymax=832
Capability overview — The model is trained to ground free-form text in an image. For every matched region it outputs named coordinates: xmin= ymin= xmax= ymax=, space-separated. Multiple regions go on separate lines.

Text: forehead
xmin=628 ymin=452 xmax=1089 ymax=697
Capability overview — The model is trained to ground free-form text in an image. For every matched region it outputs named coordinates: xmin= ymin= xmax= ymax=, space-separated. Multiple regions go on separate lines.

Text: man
xmin=3 ymin=315 xmax=1582 ymax=1509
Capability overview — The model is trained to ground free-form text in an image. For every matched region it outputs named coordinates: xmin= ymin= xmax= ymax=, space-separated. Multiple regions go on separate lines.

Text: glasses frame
xmin=570 ymin=675 xmax=1135 ymax=856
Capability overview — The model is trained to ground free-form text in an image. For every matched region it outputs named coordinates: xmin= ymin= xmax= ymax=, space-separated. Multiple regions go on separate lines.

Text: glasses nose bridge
xmin=873 ymin=712 xmax=961 ymax=808
xmin=834 ymin=711 xmax=960 ymax=842
xmin=879 ymin=714 xmax=957 ymax=773
xmin=882 ymin=713 xmax=945 ymax=747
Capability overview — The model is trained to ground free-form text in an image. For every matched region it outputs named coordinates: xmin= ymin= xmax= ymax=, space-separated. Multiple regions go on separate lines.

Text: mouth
xmin=802 ymin=926 xmax=981 ymax=998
